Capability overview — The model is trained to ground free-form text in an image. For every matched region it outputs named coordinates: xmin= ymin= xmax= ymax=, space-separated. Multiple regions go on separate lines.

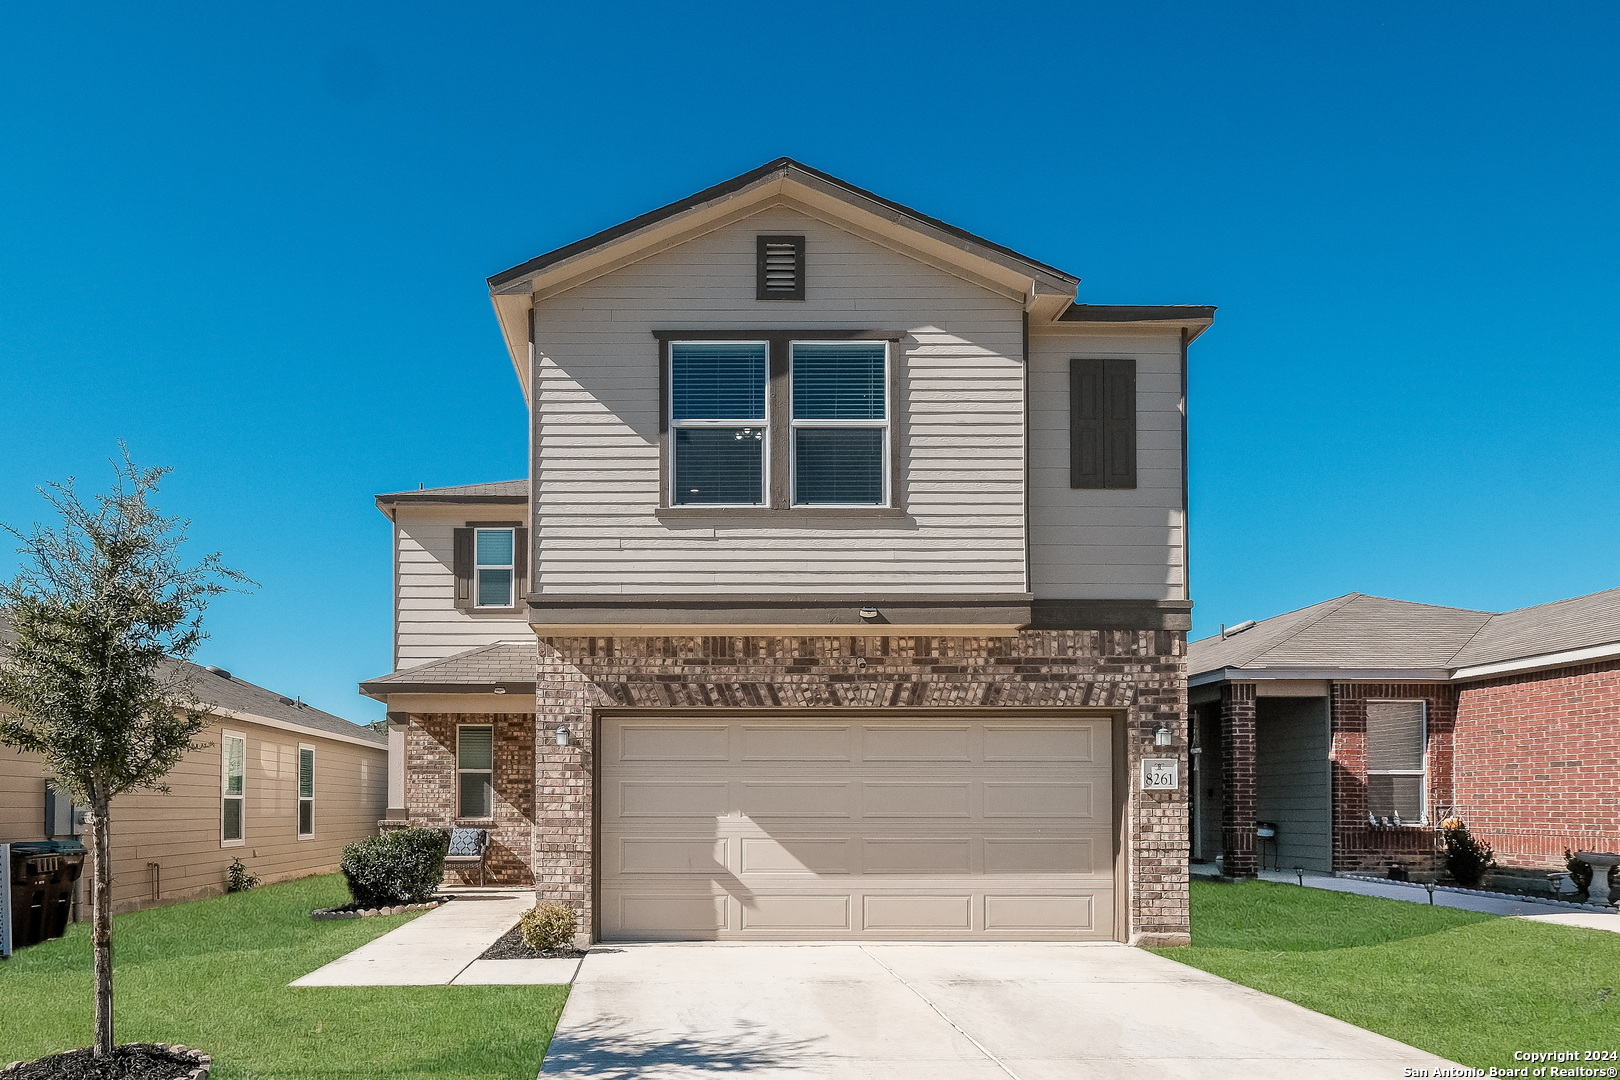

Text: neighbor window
xmin=1366 ymin=700 xmax=1427 ymax=823
xmin=474 ymin=527 xmax=516 ymax=608
xmin=790 ymin=341 xmax=887 ymax=506
xmin=298 ymin=745 xmax=315 ymax=837
xmin=457 ymin=725 xmax=495 ymax=819
xmin=221 ymin=733 xmax=245 ymax=844
xmin=669 ymin=341 xmax=768 ymax=505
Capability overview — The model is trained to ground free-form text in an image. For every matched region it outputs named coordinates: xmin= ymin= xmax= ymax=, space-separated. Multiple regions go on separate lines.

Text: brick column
xmin=534 ymin=642 xmax=595 ymax=942
xmin=1220 ymin=682 xmax=1258 ymax=878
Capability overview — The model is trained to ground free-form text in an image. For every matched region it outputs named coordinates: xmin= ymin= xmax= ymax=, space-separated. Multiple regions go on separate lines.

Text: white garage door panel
xmin=600 ymin=717 xmax=1115 ymax=941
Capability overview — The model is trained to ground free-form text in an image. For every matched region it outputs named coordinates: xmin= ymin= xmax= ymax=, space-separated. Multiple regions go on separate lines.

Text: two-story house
xmin=361 ymin=159 xmax=1214 ymax=946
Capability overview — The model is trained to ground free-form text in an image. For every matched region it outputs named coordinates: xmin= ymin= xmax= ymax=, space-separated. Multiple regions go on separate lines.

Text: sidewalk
xmin=290 ymin=889 xmax=581 ymax=986
xmin=1248 ymin=868 xmax=1620 ymax=931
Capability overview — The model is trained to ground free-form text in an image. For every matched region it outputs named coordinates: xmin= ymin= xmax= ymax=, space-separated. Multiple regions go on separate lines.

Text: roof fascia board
xmin=1188 ymin=666 xmax=1451 ymax=687
xmin=1451 ymin=640 xmax=1620 ymax=682
xmin=205 ymin=705 xmax=385 ymax=749
xmin=374 ymin=493 xmax=528 ymax=508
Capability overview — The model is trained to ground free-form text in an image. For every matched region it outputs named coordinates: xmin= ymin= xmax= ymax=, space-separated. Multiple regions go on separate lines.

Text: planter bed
xmin=3 ymin=1043 xmax=209 ymax=1080
xmin=1337 ymin=873 xmax=1616 ymax=912
xmin=310 ymin=899 xmax=443 ymax=921
xmin=479 ymin=925 xmax=585 ymax=961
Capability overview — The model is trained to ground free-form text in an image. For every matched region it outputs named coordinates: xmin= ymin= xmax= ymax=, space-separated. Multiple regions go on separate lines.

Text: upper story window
xmin=662 ymin=333 xmax=893 ymax=510
xmin=670 ymin=342 xmax=768 ymax=505
xmin=756 ymin=235 xmax=805 ymax=300
xmin=453 ymin=522 xmax=526 ymax=613
xmin=1365 ymin=700 xmax=1427 ymax=824
xmin=474 ymin=527 xmax=516 ymax=607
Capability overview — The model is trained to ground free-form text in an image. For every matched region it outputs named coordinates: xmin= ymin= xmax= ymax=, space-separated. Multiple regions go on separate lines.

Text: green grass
xmin=0 ymin=875 xmax=567 ymax=1079
xmin=1152 ymin=880 xmax=1620 ymax=1069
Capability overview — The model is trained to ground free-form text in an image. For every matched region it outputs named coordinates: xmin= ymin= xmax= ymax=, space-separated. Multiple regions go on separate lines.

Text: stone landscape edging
xmin=1336 ymin=873 xmax=1618 ymax=912
xmin=310 ymin=899 xmax=444 ymax=921
xmin=1 ymin=1044 xmax=210 ymax=1078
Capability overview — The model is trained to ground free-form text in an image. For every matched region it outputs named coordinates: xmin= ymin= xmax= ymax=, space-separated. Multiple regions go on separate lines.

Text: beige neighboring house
xmin=2 ymin=621 xmax=388 ymax=916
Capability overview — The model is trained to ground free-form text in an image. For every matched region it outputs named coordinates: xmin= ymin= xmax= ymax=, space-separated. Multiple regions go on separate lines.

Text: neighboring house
xmin=1 ymin=621 xmax=388 ymax=915
xmin=363 ymin=158 xmax=1215 ymax=945
xmin=1187 ymin=590 xmax=1620 ymax=880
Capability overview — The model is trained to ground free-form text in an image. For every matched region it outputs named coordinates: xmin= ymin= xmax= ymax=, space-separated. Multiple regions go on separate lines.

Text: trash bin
xmin=9 ymin=840 xmax=87 ymax=948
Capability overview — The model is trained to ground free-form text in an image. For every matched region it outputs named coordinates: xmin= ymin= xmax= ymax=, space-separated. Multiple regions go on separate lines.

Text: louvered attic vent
xmin=756 ymin=234 xmax=805 ymax=300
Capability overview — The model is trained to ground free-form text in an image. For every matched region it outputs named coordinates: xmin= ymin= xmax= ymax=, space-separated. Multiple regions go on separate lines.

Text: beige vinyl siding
xmin=0 ymin=719 xmax=386 ymax=916
xmin=1255 ymin=697 xmax=1333 ymax=873
xmin=530 ymin=207 xmax=1028 ymax=594
xmin=395 ymin=506 xmax=531 ymax=668
xmin=1027 ymin=327 xmax=1186 ymax=600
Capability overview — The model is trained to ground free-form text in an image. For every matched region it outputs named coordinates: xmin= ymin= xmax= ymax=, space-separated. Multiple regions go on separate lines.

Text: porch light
xmin=859 ymin=606 xmax=879 ymax=619
xmin=555 ymin=726 xmax=571 ymax=747
xmin=1154 ymin=724 xmax=1173 ymax=747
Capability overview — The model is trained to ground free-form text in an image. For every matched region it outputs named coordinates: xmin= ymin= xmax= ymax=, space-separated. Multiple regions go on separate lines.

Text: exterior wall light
xmin=492 ymin=686 xmax=507 ymax=695
xmin=1154 ymin=724 xmax=1173 ymax=747
xmin=555 ymin=726 xmax=571 ymax=747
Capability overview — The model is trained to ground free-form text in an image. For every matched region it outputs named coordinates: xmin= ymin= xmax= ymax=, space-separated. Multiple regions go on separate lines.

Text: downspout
xmin=1180 ymin=326 xmax=1191 ymax=604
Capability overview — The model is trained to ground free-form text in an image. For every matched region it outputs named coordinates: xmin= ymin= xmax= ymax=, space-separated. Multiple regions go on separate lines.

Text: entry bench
xmin=443 ymin=828 xmax=491 ymax=887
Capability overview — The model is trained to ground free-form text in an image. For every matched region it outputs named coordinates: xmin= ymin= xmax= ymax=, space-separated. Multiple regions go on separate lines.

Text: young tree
xmin=0 ymin=453 xmax=249 ymax=1058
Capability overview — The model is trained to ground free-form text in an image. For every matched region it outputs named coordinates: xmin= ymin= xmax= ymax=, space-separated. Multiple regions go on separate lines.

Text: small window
xmin=1366 ymin=700 xmax=1427 ymax=823
xmin=669 ymin=341 xmax=768 ymax=505
xmin=457 ymin=725 xmax=495 ymax=819
xmin=756 ymin=235 xmax=805 ymax=300
xmin=222 ymin=733 xmax=246 ymax=844
xmin=790 ymin=341 xmax=888 ymax=506
xmin=474 ymin=528 xmax=515 ymax=608
xmin=297 ymin=745 xmax=315 ymax=838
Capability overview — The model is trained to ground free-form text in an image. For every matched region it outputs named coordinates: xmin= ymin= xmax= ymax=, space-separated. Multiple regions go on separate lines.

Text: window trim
xmin=221 ymin=731 xmax=246 ymax=847
xmin=667 ymin=339 xmax=771 ymax=508
xmin=297 ymin=743 xmax=316 ymax=840
xmin=787 ymin=339 xmax=890 ymax=508
xmin=456 ymin=723 xmax=495 ymax=822
xmin=472 ymin=526 xmax=518 ymax=609
xmin=1364 ymin=698 xmax=1428 ymax=825
xmin=453 ymin=521 xmax=526 ymax=613
xmin=655 ymin=329 xmax=904 ymax=513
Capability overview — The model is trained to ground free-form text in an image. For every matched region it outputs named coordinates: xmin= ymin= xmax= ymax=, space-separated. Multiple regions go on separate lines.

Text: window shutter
xmin=513 ymin=527 xmax=529 ymax=605
xmin=756 ymin=235 xmax=805 ymax=300
xmin=1070 ymin=358 xmax=1136 ymax=489
xmin=452 ymin=527 xmax=474 ymax=612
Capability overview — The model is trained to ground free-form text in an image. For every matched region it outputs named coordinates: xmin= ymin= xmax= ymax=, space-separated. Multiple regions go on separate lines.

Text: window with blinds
xmin=756 ymin=235 xmax=805 ymax=300
xmin=473 ymin=528 xmax=515 ymax=608
xmin=297 ymin=746 xmax=315 ymax=837
xmin=221 ymin=733 xmax=245 ymax=844
xmin=670 ymin=341 xmax=768 ymax=505
xmin=790 ymin=341 xmax=887 ymax=505
xmin=1365 ymin=700 xmax=1427 ymax=823
xmin=457 ymin=725 xmax=495 ymax=819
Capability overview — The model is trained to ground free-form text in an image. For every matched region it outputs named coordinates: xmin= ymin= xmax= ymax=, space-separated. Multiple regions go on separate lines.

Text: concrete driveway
xmin=540 ymin=942 xmax=1460 ymax=1078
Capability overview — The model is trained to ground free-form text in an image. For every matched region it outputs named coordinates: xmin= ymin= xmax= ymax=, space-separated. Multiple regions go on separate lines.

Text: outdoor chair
xmin=443 ymin=827 xmax=491 ymax=887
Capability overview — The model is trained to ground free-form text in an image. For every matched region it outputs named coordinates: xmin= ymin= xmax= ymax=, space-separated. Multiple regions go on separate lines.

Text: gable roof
xmin=360 ymin=640 xmax=538 ymax=698
xmin=1190 ymin=587 xmax=1620 ymax=683
xmin=375 ymin=480 xmax=528 ymax=509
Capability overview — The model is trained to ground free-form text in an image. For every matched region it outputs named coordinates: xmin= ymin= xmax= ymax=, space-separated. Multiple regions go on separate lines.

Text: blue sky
xmin=3 ymin=3 xmax=1617 ymax=721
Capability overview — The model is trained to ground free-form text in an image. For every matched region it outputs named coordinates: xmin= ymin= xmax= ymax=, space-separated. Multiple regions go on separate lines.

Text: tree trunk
xmin=90 ymin=803 xmax=114 ymax=1057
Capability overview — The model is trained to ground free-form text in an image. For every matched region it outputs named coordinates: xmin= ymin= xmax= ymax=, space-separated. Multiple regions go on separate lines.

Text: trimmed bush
xmin=1440 ymin=817 xmax=1495 ymax=888
xmin=341 ymin=828 xmax=450 ymax=908
xmin=519 ymin=903 xmax=578 ymax=951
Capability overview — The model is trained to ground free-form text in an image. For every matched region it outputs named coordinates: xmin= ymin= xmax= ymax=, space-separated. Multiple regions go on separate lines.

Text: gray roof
xmin=360 ymin=640 xmax=538 ymax=698
xmin=0 ymin=613 xmax=383 ymax=745
xmin=1190 ymin=587 xmax=1620 ymax=680
xmin=375 ymin=480 xmax=528 ymax=507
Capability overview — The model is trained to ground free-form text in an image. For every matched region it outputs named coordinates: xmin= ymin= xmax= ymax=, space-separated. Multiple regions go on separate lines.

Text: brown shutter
xmin=452 ymin=527 xmax=474 ymax=612
xmin=513 ymin=526 xmax=529 ymax=606
xmin=1071 ymin=359 xmax=1136 ymax=490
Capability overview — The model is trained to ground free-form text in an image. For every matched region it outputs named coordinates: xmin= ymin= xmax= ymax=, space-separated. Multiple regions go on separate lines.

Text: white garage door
xmin=599 ymin=716 xmax=1116 ymax=941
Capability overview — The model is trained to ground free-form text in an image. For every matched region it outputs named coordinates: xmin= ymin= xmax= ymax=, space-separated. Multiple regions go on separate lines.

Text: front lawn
xmin=0 ymin=874 xmax=567 ymax=1079
xmin=1154 ymin=880 xmax=1620 ymax=1069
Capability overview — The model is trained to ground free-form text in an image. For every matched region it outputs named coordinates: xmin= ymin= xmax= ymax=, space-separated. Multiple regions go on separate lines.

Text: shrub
xmin=1441 ymin=817 xmax=1495 ymax=888
xmin=225 ymin=857 xmax=260 ymax=893
xmin=1565 ymin=850 xmax=1616 ymax=897
xmin=519 ymin=903 xmax=578 ymax=951
xmin=341 ymin=828 xmax=450 ymax=908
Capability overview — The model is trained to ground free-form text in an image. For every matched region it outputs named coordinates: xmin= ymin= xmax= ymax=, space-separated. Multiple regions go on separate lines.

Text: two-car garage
xmin=597 ymin=715 xmax=1120 ymax=941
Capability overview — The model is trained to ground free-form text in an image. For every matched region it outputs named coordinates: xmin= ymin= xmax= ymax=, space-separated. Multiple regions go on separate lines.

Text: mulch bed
xmin=479 ymin=925 xmax=585 ymax=961
xmin=3 ymin=1044 xmax=209 ymax=1080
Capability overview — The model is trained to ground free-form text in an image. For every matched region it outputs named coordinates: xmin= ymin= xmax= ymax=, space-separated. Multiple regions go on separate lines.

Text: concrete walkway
xmin=540 ymin=943 xmax=1462 ymax=1079
xmin=291 ymin=890 xmax=578 ymax=986
xmin=1254 ymin=869 xmax=1620 ymax=930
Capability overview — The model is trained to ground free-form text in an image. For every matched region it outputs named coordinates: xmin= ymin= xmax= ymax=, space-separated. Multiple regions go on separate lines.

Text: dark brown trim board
xmin=1058 ymin=305 xmax=1216 ymax=322
xmin=376 ymin=493 xmax=528 ymax=507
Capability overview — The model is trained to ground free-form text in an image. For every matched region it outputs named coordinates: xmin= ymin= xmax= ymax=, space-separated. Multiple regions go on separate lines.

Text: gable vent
xmin=756 ymin=234 xmax=805 ymax=300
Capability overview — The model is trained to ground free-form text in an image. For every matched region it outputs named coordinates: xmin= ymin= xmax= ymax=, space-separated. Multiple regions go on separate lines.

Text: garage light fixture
xmin=555 ymin=726 xmax=571 ymax=747
xmin=1154 ymin=724 xmax=1173 ymax=747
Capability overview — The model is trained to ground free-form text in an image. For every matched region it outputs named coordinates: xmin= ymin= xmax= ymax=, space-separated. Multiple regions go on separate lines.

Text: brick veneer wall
xmin=1329 ymin=682 xmax=1456 ymax=874
xmin=531 ymin=630 xmax=1190 ymax=946
xmin=403 ymin=712 xmax=535 ymax=885
xmin=1451 ymin=659 xmax=1620 ymax=871
xmin=1219 ymin=682 xmax=1258 ymax=877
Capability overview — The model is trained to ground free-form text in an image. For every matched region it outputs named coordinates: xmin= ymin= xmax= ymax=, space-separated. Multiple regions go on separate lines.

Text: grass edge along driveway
xmin=1152 ymin=879 xmax=1619 ymax=1072
xmin=0 ymin=874 xmax=566 ymax=1080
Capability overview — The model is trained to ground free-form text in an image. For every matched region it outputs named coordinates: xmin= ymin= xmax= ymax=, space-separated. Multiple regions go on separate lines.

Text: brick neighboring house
xmin=362 ymin=158 xmax=1216 ymax=945
xmin=1187 ymin=589 xmax=1620 ymax=880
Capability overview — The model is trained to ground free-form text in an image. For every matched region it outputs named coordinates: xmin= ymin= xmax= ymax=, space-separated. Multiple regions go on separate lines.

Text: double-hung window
xmin=790 ymin=341 xmax=887 ymax=506
xmin=474 ymin=527 xmax=516 ymax=608
xmin=669 ymin=342 xmax=769 ymax=505
xmin=1365 ymin=700 xmax=1427 ymax=823
xmin=297 ymin=745 xmax=315 ymax=837
xmin=221 ymin=733 xmax=245 ymax=844
xmin=457 ymin=724 xmax=495 ymax=819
